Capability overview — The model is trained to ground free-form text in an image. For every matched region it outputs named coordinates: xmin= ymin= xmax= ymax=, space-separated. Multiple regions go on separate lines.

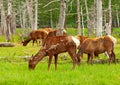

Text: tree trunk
xmin=107 ymin=0 xmax=112 ymax=35
xmin=0 ymin=42 xmax=15 ymax=47
xmin=50 ymin=10 xmax=53 ymax=28
xmin=116 ymin=9 xmax=119 ymax=27
xmin=81 ymin=5 xmax=84 ymax=35
xmin=20 ymin=7 xmax=23 ymax=29
xmin=22 ymin=2 xmax=27 ymax=29
xmin=10 ymin=11 xmax=16 ymax=34
xmin=84 ymin=0 xmax=91 ymax=36
xmin=26 ymin=0 xmax=34 ymax=30
xmin=96 ymin=0 xmax=102 ymax=37
xmin=0 ymin=0 xmax=6 ymax=35
xmin=6 ymin=1 xmax=12 ymax=42
xmin=76 ymin=0 xmax=81 ymax=35
xmin=93 ymin=0 xmax=96 ymax=34
xmin=34 ymin=0 xmax=38 ymax=30
xmin=56 ymin=0 xmax=66 ymax=36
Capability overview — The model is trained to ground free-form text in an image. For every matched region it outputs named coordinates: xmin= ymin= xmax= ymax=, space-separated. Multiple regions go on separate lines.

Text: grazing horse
xmin=22 ymin=28 xmax=54 ymax=46
xmin=75 ymin=35 xmax=88 ymax=48
xmin=76 ymin=35 xmax=116 ymax=64
xmin=29 ymin=36 xmax=80 ymax=70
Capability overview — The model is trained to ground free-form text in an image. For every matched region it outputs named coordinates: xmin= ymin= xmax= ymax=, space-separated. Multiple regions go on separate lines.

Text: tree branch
xmin=43 ymin=0 xmax=60 ymax=8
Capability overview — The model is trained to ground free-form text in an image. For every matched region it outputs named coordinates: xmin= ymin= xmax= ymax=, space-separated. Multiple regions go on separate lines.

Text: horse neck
xmin=32 ymin=49 xmax=47 ymax=63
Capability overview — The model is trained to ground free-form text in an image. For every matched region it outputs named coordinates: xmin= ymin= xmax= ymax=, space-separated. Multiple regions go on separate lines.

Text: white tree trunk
xmin=96 ymin=0 xmax=102 ymax=37
xmin=20 ymin=8 xmax=23 ymax=29
xmin=6 ymin=0 xmax=12 ymax=41
xmin=107 ymin=0 xmax=112 ymax=35
xmin=1 ymin=0 xmax=6 ymax=35
xmin=76 ymin=0 xmax=81 ymax=35
xmin=11 ymin=11 xmax=16 ymax=34
xmin=34 ymin=0 xmax=38 ymax=30
xmin=50 ymin=10 xmax=53 ymax=28
xmin=84 ymin=0 xmax=91 ymax=36
xmin=56 ymin=0 xmax=66 ymax=36
xmin=81 ymin=5 xmax=84 ymax=35
xmin=0 ymin=0 xmax=1 ymax=9
xmin=116 ymin=9 xmax=119 ymax=27
xmin=22 ymin=2 xmax=27 ymax=29
xmin=93 ymin=0 xmax=96 ymax=33
xmin=26 ymin=0 xmax=34 ymax=30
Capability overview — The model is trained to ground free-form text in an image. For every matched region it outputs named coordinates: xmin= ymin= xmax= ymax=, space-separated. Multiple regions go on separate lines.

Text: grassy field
xmin=0 ymin=28 xmax=120 ymax=85
xmin=0 ymin=61 xmax=120 ymax=85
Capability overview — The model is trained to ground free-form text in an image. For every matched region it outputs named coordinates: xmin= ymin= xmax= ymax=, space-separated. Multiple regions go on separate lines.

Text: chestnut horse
xmin=22 ymin=28 xmax=53 ymax=46
xmin=76 ymin=35 xmax=116 ymax=64
xmin=29 ymin=36 xmax=80 ymax=70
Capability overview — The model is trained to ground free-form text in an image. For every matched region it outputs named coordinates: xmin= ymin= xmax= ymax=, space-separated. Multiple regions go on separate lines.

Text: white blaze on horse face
xmin=107 ymin=35 xmax=117 ymax=45
xmin=71 ymin=36 xmax=80 ymax=48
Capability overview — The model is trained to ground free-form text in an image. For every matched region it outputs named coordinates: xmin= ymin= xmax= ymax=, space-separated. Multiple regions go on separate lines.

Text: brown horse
xmin=29 ymin=36 xmax=80 ymax=70
xmin=76 ymin=35 xmax=116 ymax=64
xmin=22 ymin=28 xmax=54 ymax=46
xmin=75 ymin=35 xmax=88 ymax=48
xmin=42 ymin=29 xmax=67 ymax=45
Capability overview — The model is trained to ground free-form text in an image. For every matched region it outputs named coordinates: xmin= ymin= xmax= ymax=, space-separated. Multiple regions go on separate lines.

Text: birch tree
xmin=50 ymin=10 xmax=53 ymax=28
xmin=56 ymin=0 xmax=66 ymax=36
xmin=0 ymin=0 xmax=6 ymax=35
xmin=34 ymin=0 xmax=38 ymax=30
xmin=96 ymin=0 xmax=102 ymax=37
xmin=6 ymin=0 xmax=12 ymax=41
xmin=26 ymin=0 xmax=34 ymax=30
xmin=81 ymin=5 xmax=84 ymax=35
xmin=84 ymin=0 xmax=90 ymax=36
xmin=22 ymin=2 xmax=27 ymax=29
xmin=116 ymin=9 xmax=119 ymax=27
xmin=106 ymin=0 xmax=112 ymax=35
xmin=76 ymin=0 xmax=81 ymax=35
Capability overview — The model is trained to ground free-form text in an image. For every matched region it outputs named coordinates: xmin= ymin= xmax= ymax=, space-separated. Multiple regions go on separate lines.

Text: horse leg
xmin=87 ymin=54 xmax=90 ymax=64
xmin=32 ymin=40 xmax=35 ymax=46
xmin=35 ymin=40 xmax=38 ymax=46
xmin=77 ymin=54 xmax=82 ymax=65
xmin=54 ymin=54 xmax=58 ymax=70
xmin=68 ymin=49 xmax=77 ymax=69
xmin=106 ymin=51 xmax=112 ymax=64
xmin=111 ymin=51 xmax=116 ymax=64
xmin=90 ymin=53 xmax=94 ymax=65
xmin=48 ymin=56 xmax=53 ymax=70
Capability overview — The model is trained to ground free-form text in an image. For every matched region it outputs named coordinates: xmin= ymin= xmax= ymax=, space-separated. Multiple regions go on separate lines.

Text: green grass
xmin=0 ymin=61 xmax=120 ymax=85
xmin=0 ymin=43 xmax=120 ymax=85
xmin=0 ymin=28 xmax=120 ymax=85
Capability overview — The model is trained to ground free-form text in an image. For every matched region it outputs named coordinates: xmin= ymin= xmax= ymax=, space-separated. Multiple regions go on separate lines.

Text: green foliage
xmin=66 ymin=28 xmax=88 ymax=36
xmin=66 ymin=28 xmax=78 ymax=36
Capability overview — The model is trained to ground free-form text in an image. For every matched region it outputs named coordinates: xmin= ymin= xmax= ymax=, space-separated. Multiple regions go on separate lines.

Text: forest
xmin=0 ymin=0 xmax=120 ymax=41
xmin=0 ymin=0 xmax=120 ymax=85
